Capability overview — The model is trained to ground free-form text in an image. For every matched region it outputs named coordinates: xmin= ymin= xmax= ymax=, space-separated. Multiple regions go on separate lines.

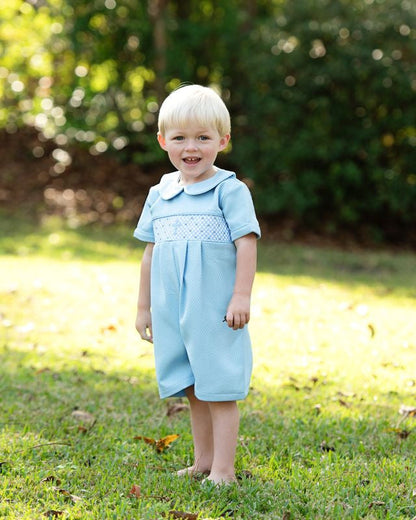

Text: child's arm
xmin=135 ymin=243 xmax=154 ymax=342
xmin=225 ymin=233 xmax=257 ymax=330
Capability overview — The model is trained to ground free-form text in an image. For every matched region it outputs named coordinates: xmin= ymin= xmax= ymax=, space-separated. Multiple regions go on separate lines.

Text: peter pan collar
xmin=159 ymin=168 xmax=236 ymax=200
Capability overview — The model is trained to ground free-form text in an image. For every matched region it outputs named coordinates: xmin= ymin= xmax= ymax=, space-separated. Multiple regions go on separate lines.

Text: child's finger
xmin=235 ymin=313 xmax=250 ymax=329
xmin=225 ymin=311 xmax=234 ymax=328
xmin=139 ymin=326 xmax=153 ymax=343
xmin=232 ymin=314 xmax=241 ymax=330
xmin=225 ymin=312 xmax=249 ymax=329
xmin=225 ymin=312 xmax=241 ymax=329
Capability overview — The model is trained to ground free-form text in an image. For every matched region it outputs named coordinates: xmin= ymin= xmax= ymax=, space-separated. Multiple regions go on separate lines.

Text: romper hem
xmin=159 ymin=377 xmax=195 ymax=399
xmin=194 ymin=391 xmax=249 ymax=402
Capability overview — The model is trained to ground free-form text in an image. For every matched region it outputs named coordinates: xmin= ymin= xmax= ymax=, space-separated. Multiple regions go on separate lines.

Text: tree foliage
xmin=1 ymin=0 xmax=416 ymax=240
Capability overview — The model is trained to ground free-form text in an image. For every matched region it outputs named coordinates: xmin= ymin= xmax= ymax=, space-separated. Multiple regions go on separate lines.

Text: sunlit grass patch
xmin=1 ymin=221 xmax=416 ymax=519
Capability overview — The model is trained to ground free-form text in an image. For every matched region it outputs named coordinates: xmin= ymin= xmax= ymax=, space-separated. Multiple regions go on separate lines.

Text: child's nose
xmin=184 ymin=139 xmax=198 ymax=150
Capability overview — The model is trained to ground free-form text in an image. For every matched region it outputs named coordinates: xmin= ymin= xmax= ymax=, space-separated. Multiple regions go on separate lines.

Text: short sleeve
xmin=133 ymin=191 xmax=155 ymax=243
xmin=219 ymin=180 xmax=261 ymax=241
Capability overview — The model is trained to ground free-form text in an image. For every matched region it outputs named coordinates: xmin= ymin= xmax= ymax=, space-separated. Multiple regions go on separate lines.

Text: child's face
xmin=157 ymin=122 xmax=230 ymax=185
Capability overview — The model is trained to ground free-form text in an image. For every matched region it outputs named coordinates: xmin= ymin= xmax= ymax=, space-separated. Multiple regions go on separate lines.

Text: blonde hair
xmin=158 ymin=84 xmax=231 ymax=137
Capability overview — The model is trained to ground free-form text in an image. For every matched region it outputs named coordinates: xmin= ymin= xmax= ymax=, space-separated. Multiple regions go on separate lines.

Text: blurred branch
xmin=148 ymin=0 xmax=167 ymax=103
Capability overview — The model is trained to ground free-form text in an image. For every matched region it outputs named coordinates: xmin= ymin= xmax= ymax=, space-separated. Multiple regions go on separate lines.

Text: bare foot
xmin=202 ymin=473 xmax=237 ymax=486
xmin=176 ymin=465 xmax=210 ymax=478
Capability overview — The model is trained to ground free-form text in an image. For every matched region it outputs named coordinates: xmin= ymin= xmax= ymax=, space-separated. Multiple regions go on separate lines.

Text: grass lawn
xmin=1 ymin=215 xmax=416 ymax=519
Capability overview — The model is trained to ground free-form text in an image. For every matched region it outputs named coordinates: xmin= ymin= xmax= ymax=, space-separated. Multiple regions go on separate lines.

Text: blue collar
xmin=159 ymin=169 xmax=236 ymax=200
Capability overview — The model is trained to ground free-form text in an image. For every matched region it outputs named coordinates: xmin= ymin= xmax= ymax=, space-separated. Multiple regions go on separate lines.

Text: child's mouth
xmin=183 ymin=157 xmax=201 ymax=164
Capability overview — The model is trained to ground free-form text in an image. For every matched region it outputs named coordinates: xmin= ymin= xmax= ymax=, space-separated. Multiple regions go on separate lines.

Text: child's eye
xmin=173 ymin=136 xmax=184 ymax=141
xmin=198 ymin=135 xmax=210 ymax=141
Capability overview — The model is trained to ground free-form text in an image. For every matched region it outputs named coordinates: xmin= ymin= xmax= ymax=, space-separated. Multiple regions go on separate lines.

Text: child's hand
xmin=136 ymin=309 xmax=153 ymax=343
xmin=225 ymin=293 xmax=251 ymax=330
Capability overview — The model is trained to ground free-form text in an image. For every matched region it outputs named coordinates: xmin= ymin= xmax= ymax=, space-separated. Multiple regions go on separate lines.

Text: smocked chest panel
xmin=153 ymin=214 xmax=232 ymax=243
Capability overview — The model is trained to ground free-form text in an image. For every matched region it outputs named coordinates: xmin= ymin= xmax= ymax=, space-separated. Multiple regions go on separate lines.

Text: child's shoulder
xmin=216 ymin=169 xmax=252 ymax=195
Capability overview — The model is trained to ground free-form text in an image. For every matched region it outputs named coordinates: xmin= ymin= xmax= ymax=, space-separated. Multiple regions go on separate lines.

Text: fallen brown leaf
xmin=134 ymin=434 xmax=179 ymax=453
xmin=43 ymin=510 xmax=64 ymax=518
xmin=53 ymin=487 xmax=82 ymax=503
xmin=100 ymin=323 xmax=117 ymax=333
xmin=71 ymin=410 xmax=95 ymax=423
xmin=369 ymin=500 xmax=385 ymax=508
xmin=164 ymin=511 xmax=198 ymax=520
xmin=337 ymin=391 xmax=356 ymax=398
xmin=70 ymin=410 xmax=96 ymax=432
xmin=399 ymin=405 xmax=416 ymax=417
xmin=167 ymin=402 xmax=189 ymax=417
xmin=386 ymin=428 xmax=411 ymax=439
xmin=35 ymin=367 xmax=51 ymax=375
xmin=338 ymin=399 xmax=351 ymax=408
xmin=128 ymin=484 xmax=142 ymax=498
xmin=40 ymin=475 xmax=62 ymax=486
xmin=319 ymin=441 xmax=335 ymax=452
xmin=367 ymin=323 xmax=375 ymax=337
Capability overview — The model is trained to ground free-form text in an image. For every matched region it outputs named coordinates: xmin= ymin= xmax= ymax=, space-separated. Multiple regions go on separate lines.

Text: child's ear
xmin=157 ymin=132 xmax=167 ymax=150
xmin=218 ymin=134 xmax=231 ymax=151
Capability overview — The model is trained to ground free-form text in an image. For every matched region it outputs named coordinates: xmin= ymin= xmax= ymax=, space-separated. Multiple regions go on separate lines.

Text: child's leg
xmin=177 ymin=386 xmax=213 ymax=476
xmin=206 ymin=400 xmax=239 ymax=484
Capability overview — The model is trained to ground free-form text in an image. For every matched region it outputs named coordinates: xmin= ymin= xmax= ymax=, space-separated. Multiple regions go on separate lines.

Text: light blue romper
xmin=134 ymin=168 xmax=261 ymax=401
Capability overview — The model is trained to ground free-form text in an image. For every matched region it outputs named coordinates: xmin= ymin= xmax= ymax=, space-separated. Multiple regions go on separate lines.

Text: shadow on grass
xmin=2 ymin=341 xmax=414 ymax=464
xmin=0 ymin=346 xmax=161 ymax=439
xmin=0 ymin=345 xmax=198 ymax=518
xmin=2 ymin=344 xmax=416 ymax=519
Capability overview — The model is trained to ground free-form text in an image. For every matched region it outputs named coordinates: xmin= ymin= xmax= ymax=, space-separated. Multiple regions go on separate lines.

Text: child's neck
xmin=178 ymin=167 xmax=218 ymax=186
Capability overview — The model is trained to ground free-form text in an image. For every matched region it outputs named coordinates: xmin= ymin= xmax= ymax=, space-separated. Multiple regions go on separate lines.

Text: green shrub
xmin=1 ymin=0 xmax=415 ymax=241
xmin=225 ymin=0 xmax=416 ymax=240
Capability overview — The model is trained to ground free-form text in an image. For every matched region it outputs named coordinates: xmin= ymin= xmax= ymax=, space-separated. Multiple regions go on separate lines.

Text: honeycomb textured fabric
xmin=153 ymin=214 xmax=232 ymax=242
xmin=134 ymin=169 xmax=260 ymax=401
